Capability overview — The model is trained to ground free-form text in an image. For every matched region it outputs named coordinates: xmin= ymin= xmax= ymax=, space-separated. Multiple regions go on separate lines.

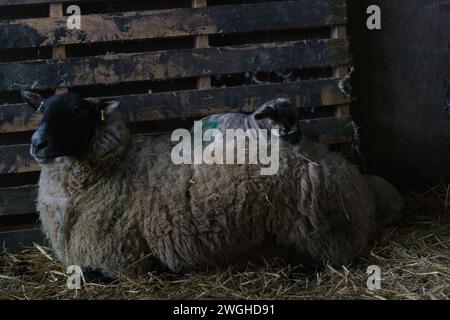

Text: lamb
xmin=198 ymin=98 xmax=302 ymax=144
xmin=21 ymin=90 xmax=403 ymax=278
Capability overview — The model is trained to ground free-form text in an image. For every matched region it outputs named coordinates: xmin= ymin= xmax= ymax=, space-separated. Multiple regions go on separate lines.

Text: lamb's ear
xmin=253 ymin=103 xmax=278 ymax=121
xmin=20 ymin=89 xmax=44 ymax=111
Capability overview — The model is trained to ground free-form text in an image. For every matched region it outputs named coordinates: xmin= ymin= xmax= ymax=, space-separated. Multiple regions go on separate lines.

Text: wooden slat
xmin=0 ymin=0 xmax=347 ymax=49
xmin=0 ymin=185 xmax=37 ymax=216
xmin=192 ymin=0 xmax=211 ymax=90
xmin=299 ymin=116 xmax=353 ymax=144
xmin=0 ymin=103 xmax=42 ymax=133
xmin=0 ymin=79 xmax=350 ymax=133
xmin=0 ymin=115 xmax=352 ymax=175
xmin=0 ymin=39 xmax=349 ymax=92
xmin=331 ymin=21 xmax=349 ymax=117
xmin=0 ymin=0 xmax=103 ymax=5
xmin=0 ymin=144 xmax=39 ymax=174
xmin=0 ymin=228 xmax=44 ymax=252
xmin=49 ymin=2 xmax=69 ymax=94
xmin=48 ymin=2 xmax=62 ymax=17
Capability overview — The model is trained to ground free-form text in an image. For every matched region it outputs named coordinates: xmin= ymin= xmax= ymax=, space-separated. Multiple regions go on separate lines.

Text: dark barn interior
xmin=0 ymin=0 xmax=449 ymax=300
xmin=348 ymin=0 xmax=450 ymax=189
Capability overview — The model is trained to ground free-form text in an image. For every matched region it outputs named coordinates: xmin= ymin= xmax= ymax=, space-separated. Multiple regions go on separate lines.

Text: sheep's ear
xmin=102 ymin=100 xmax=120 ymax=116
xmin=86 ymin=98 xmax=120 ymax=121
xmin=20 ymin=89 xmax=44 ymax=111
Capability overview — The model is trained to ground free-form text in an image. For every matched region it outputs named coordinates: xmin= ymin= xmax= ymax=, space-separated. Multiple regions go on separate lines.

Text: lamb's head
xmin=253 ymin=98 xmax=301 ymax=144
xmin=21 ymin=90 xmax=120 ymax=164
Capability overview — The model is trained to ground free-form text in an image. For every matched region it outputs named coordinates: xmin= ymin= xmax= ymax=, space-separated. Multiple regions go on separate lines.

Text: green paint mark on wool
xmin=202 ymin=119 xmax=220 ymax=133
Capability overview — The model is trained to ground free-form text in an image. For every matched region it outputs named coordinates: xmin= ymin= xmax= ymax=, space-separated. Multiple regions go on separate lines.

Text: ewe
xmin=21 ymin=90 xmax=403 ymax=278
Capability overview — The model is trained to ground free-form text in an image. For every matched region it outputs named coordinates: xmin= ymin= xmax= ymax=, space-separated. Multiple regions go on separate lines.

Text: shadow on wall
xmin=347 ymin=0 xmax=450 ymax=190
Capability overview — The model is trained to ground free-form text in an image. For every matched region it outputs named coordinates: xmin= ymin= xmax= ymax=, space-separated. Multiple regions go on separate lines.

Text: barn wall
xmin=347 ymin=0 xmax=450 ymax=189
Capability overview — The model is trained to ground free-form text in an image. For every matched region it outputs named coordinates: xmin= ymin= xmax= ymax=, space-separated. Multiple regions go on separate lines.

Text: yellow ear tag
xmin=100 ymin=109 xmax=106 ymax=122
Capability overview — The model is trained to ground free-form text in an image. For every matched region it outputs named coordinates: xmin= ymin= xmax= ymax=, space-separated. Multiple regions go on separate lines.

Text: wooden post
xmin=50 ymin=3 xmax=68 ymax=94
xmin=331 ymin=25 xmax=349 ymax=117
xmin=331 ymin=25 xmax=351 ymax=156
xmin=192 ymin=0 xmax=211 ymax=90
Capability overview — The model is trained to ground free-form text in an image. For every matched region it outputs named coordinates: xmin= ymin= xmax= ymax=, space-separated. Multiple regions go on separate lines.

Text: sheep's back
xmin=139 ymin=136 xmax=377 ymax=269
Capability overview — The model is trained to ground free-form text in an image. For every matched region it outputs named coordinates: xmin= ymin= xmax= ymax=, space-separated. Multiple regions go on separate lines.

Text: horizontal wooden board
xmin=0 ymin=79 xmax=350 ymax=133
xmin=0 ymin=39 xmax=349 ymax=92
xmin=0 ymin=185 xmax=37 ymax=216
xmin=0 ymin=186 xmax=36 ymax=216
xmin=0 ymin=115 xmax=352 ymax=175
xmin=0 ymin=0 xmax=347 ymax=49
xmin=0 ymin=144 xmax=38 ymax=174
xmin=0 ymin=0 xmax=103 ymax=5
xmin=0 ymin=103 xmax=42 ymax=133
xmin=299 ymin=115 xmax=353 ymax=144
xmin=0 ymin=228 xmax=44 ymax=252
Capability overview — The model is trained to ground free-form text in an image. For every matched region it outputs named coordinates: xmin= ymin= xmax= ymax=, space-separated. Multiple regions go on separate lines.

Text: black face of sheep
xmin=21 ymin=90 xmax=119 ymax=163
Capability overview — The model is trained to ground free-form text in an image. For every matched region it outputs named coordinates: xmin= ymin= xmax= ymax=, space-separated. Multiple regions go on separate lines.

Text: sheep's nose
xmin=35 ymin=139 xmax=48 ymax=151
xmin=31 ymin=133 xmax=48 ymax=152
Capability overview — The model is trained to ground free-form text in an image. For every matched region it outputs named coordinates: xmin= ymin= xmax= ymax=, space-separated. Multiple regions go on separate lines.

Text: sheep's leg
xmin=265 ymin=177 xmax=372 ymax=267
xmin=364 ymin=175 xmax=404 ymax=227
xmin=266 ymin=212 xmax=323 ymax=266
xmin=268 ymin=215 xmax=365 ymax=267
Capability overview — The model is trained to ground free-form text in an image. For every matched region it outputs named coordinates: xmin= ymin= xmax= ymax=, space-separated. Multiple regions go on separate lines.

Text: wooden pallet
xmin=0 ymin=0 xmax=351 ymax=251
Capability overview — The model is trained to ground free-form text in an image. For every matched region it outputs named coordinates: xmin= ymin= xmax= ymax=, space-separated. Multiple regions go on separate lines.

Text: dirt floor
xmin=0 ymin=185 xmax=449 ymax=300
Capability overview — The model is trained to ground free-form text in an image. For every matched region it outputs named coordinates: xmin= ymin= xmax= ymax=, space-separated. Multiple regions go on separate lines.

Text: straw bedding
xmin=0 ymin=185 xmax=448 ymax=300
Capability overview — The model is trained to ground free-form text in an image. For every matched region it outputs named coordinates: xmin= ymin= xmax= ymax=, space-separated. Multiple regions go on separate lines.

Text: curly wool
xmin=37 ymin=114 xmax=390 ymax=277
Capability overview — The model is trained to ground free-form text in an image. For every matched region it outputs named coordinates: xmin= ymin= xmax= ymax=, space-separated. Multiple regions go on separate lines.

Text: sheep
xmin=21 ymin=90 xmax=403 ymax=278
xmin=197 ymin=98 xmax=302 ymax=144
